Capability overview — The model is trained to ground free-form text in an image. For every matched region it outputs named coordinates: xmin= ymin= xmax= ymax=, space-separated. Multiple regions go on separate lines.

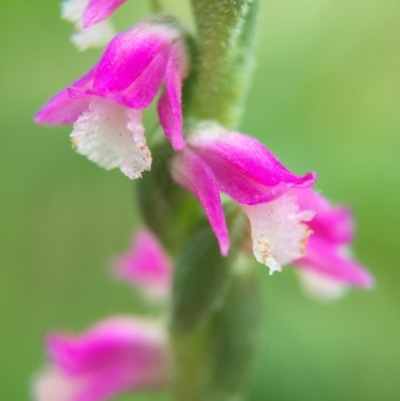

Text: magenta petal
xmin=189 ymin=129 xmax=316 ymax=205
xmin=114 ymin=229 xmax=172 ymax=301
xmin=293 ymin=188 xmax=354 ymax=244
xmin=38 ymin=317 xmax=169 ymax=401
xmin=84 ymin=0 xmax=128 ymax=27
xmin=172 ymin=149 xmax=230 ymax=256
xmin=35 ymin=69 xmax=95 ymax=125
xmin=34 ymin=90 xmax=90 ymax=126
xmin=157 ymin=44 xmax=186 ymax=150
xmin=295 ymin=237 xmax=374 ymax=288
xmin=309 ymin=206 xmax=354 ymax=244
xmin=93 ymin=24 xmax=173 ymax=93
xmin=109 ymin=49 xmax=169 ymax=109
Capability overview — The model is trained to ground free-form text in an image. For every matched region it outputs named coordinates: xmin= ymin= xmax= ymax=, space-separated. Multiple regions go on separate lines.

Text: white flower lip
xmin=241 ymin=193 xmax=314 ymax=274
xmin=71 ymin=97 xmax=152 ymax=179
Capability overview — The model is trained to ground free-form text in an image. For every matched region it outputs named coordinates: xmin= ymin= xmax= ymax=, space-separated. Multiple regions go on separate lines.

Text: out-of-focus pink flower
xmin=171 ymin=123 xmax=316 ymax=272
xmin=35 ymin=21 xmax=188 ymax=179
xmin=61 ymin=0 xmax=131 ymax=50
xmin=62 ymin=0 xmax=117 ymax=50
xmin=33 ymin=317 xmax=170 ymax=401
xmin=114 ymin=229 xmax=172 ymax=302
xmin=84 ymin=0 xmax=128 ymax=27
xmin=292 ymin=188 xmax=374 ymax=299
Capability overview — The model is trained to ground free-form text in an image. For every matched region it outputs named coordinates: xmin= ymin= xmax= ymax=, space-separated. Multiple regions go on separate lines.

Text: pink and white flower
xmin=83 ymin=0 xmax=128 ymax=27
xmin=291 ymin=188 xmax=374 ymax=299
xmin=33 ymin=317 xmax=170 ymax=401
xmin=62 ymin=0 xmax=118 ymax=50
xmin=113 ymin=229 xmax=172 ymax=302
xmin=35 ymin=21 xmax=188 ymax=179
xmin=171 ymin=123 xmax=317 ymax=272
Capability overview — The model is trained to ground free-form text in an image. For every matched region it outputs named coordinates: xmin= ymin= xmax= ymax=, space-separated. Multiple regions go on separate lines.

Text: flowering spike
xmin=33 ymin=317 xmax=170 ymax=401
xmin=113 ymin=229 xmax=172 ymax=302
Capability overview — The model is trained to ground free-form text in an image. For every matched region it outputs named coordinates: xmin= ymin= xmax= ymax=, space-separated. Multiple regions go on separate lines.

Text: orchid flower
xmin=291 ymin=188 xmax=374 ymax=299
xmin=171 ymin=123 xmax=317 ymax=273
xmin=35 ymin=20 xmax=188 ymax=179
xmin=83 ymin=0 xmax=128 ymax=27
xmin=33 ymin=317 xmax=170 ymax=401
xmin=113 ymin=229 xmax=172 ymax=302
xmin=61 ymin=0 xmax=118 ymax=50
xmin=34 ymin=229 xmax=173 ymax=401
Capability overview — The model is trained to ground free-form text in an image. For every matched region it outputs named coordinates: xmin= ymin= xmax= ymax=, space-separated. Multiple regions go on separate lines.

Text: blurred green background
xmin=1 ymin=0 xmax=399 ymax=400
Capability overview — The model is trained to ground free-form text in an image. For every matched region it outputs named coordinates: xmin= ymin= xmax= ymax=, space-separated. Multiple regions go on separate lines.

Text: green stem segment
xmin=150 ymin=0 xmax=163 ymax=13
xmin=167 ymin=2 xmax=262 ymax=400
xmin=188 ymin=0 xmax=259 ymax=129
xmin=171 ymin=211 xmax=260 ymax=401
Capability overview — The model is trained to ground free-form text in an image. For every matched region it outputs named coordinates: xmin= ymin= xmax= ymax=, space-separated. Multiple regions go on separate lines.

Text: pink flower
xmin=35 ymin=21 xmax=188 ymax=179
xmin=33 ymin=317 xmax=170 ymax=401
xmin=83 ymin=0 xmax=128 ymax=27
xmin=113 ymin=229 xmax=172 ymax=302
xmin=171 ymin=123 xmax=316 ymax=271
xmin=61 ymin=0 xmax=130 ymax=50
xmin=61 ymin=0 xmax=118 ymax=50
xmin=291 ymin=188 xmax=374 ymax=299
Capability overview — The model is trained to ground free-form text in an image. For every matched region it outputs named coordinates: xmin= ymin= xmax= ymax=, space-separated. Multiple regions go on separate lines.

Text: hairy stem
xmin=187 ymin=0 xmax=259 ymax=128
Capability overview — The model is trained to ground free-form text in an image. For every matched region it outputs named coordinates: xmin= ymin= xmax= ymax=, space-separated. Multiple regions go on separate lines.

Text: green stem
xmin=187 ymin=0 xmax=259 ymax=129
xmin=170 ymin=209 xmax=260 ymax=401
xmin=168 ymin=2 xmax=262 ymax=400
xmin=150 ymin=0 xmax=163 ymax=13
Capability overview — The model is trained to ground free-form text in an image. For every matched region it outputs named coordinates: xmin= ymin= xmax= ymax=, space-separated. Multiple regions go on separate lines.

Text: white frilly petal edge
xmin=297 ymin=269 xmax=348 ymax=301
xmin=71 ymin=97 xmax=152 ymax=179
xmin=241 ymin=193 xmax=314 ymax=275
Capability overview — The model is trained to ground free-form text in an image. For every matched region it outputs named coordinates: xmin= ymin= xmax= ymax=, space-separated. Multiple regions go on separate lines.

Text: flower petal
xmin=83 ymin=0 xmax=128 ymax=27
xmin=295 ymin=236 xmax=374 ymax=288
xmin=293 ymin=188 xmax=354 ymax=244
xmin=114 ymin=229 xmax=172 ymax=302
xmin=157 ymin=42 xmax=188 ymax=151
xmin=61 ymin=0 xmax=88 ymax=27
xmin=34 ymin=317 xmax=169 ymax=401
xmin=297 ymin=269 xmax=348 ymax=301
xmin=93 ymin=23 xmax=178 ymax=94
xmin=33 ymin=366 xmax=86 ymax=401
xmin=34 ymin=69 xmax=95 ymax=125
xmin=172 ymin=149 xmax=230 ymax=256
xmin=108 ymin=48 xmax=169 ymax=109
xmin=71 ymin=20 xmax=115 ymax=51
xmin=188 ymin=127 xmax=316 ymax=205
xmin=241 ymin=193 xmax=314 ymax=274
xmin=71 ymin=97 xmax=152 ymax=179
